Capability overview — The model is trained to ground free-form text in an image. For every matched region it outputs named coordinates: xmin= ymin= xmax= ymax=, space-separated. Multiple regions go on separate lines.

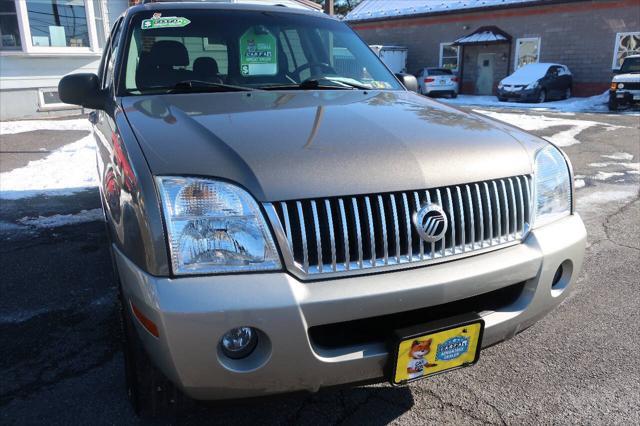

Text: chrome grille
xmin=267 ymin=176 xmax=532 ymax=278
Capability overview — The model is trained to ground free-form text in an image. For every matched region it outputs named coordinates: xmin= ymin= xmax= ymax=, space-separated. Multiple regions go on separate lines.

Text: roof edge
xmin=346 ymin=0 xmax=590 ymax=24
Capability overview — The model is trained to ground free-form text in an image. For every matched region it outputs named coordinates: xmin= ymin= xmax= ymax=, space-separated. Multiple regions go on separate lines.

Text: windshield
xmin=121 ymin=9 xmax=403 ymax=94
xmin=620 ymin=57 xmax=640 ymax=73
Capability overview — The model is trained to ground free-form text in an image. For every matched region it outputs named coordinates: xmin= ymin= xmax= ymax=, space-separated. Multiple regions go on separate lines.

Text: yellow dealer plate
xmin=390 ymin=315 xmax=484 ymax=385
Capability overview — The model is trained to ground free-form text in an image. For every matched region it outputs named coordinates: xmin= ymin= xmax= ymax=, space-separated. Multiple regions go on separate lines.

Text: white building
xmin=0 ymin=0 xmax=131 ymax=120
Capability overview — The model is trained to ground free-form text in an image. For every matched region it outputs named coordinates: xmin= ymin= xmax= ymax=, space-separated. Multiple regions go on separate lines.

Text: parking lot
xmin=1 ymin=105 xmax=639 ymax=425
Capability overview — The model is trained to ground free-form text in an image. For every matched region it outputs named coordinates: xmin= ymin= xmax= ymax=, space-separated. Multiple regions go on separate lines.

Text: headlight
xmin=156 ymin=177 xmax=281 ymax=275
xmin=498 ymin=82 xmax=504 ymax=89
xmin=533 ymin=145 xmax=571 ymax=228
xmin=617 ymin=83 xmax=625 ymax=89
xmin=526 ymin=81 xmax=539 ymax=90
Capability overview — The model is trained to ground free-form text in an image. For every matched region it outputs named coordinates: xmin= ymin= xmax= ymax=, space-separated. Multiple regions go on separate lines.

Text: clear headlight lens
xmin=156 ymin=177 xmax=280 ymax=275
xmin=526 ymin=81 xmax=539 ymax=90
xmin=533 ymin=145 xmax=571 ymax=228
xmin=498 ymin=82 xmax=504 ymax=89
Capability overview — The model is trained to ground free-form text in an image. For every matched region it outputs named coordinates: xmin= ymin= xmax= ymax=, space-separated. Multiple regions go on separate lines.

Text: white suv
xmin=609 ymin=55 xmax=640 ymax=111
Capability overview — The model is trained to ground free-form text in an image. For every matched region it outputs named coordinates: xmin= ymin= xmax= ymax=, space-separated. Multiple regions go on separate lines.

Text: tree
xmin=313 ymin=0 xmax=363 ymax=16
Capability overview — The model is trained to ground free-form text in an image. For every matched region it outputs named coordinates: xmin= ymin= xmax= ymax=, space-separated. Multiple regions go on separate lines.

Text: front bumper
xmin=498 ymin=88 xmax=538 ymax=101
xmin=115 ymin=214 xmax=586 ymax=401
xmin=610 ymin=89 xmax=640 ymax=105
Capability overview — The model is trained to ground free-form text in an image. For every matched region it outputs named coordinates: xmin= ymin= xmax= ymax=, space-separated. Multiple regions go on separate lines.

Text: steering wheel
xmin=291 ymin=62 xmax=336 ymax=78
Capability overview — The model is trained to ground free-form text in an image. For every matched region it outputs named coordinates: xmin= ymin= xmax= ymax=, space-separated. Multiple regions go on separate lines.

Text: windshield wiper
xmin=259 ymin=78 xmax=370 ymax=91
xmin=167 ymin=80 xmax=256 ymax=93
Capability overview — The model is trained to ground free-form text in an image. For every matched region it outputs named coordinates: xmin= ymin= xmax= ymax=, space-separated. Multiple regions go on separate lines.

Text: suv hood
xmin=612 ymin=73 xmax=640 ymax=83
xmin=122 ymin=91 xmax=544 ymax=202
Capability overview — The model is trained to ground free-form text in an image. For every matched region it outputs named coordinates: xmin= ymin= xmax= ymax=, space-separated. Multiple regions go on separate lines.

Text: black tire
xmin=451 ymin=92 xmax=458 ymax=99
xmin=498 ymin=96 xmax=507 ymax=102
xmin=608 ymin=98 xmax=619 ymax=111
xmin=119 ymin=291 xmax=188 ymax=419
xmin=564 ymin=87 xmax=572 ymax=100
xmin=537 ymin=89 xmax=547 ymax=103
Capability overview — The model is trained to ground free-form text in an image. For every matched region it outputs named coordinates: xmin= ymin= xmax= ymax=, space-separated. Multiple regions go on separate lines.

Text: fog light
xmin=220 ymin=327 xmax=258 ymax=359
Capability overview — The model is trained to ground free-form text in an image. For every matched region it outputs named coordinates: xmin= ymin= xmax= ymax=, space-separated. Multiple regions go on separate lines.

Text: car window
xmin=100 ymin=18 xmax=123 ymax=90
xmin=120 ymin=9 xmax=403 ymax=94
xmin=427 ymin=69 xmax=452 ymax=76
xmin=547 ymin=66 xmax=560 ymax=77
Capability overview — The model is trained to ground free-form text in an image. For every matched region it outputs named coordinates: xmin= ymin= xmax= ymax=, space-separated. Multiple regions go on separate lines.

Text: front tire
xmin=120 ymin=293 xmax=188 ymax=418
xmin=450 ymin=92 xmax=458 ymax=99
xmin=537 ymin=89 xmax=547 ymax=103
xmin=608 ymin=97 xmax=619 ymax=111
xmin=564 ymin=87 xmax=572 ymax=100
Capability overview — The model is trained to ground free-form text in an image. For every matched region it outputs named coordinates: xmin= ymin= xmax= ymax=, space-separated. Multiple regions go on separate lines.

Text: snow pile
xmin=603 ymin=152 xmax=634 ymax=161
xmin=442 ymin=92 xmax=613 ymax=113
xmin=472 ymin=109 xmax=619 ymax=146
xmin=0 ymin=134 xmax=98 ymax=199
xmin=18 ymin=209 xmax=104 ymax=228
xmin=346 ymin=0 xmax=537 ymax=21
xmin=0 ymin=118 xmax=91 ymax=135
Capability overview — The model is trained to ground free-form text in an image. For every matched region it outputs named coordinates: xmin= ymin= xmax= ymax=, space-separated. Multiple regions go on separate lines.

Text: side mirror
xmin=58 ymin=73 xmax=106 ymax=110
xmin=395 ymin=73 xmax=419 ymax=93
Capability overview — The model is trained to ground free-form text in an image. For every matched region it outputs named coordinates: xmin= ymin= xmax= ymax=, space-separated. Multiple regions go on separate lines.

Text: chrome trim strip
xmin=491 ymin=181 xmax=501 ymax=244
xmin=402 ymin=193 xmax=412 ymax=261
xmin=446 ymin=187 xmax=456 ymax=254
xmin=501 ymin=180 xmax=509 ymax=242
xmin=508 ymin=178 xmax=517 ymax=239
xmin=364 ymin=196 xmax=375 ymax=267
xmin=325 ymin=199 xmax=337 ymax=272
xmin=436 ymin=189 xmax=445 ymax=257
xmin=352 ymin=197 xmax=363 ymax=269
xmin=413 ymin=191 xmax=424 ymax=260
xmin=484 ymin=182 xmax=493 ymax=245
xmin=377 ymin=195 xmax=389 ymax=265
xmin=425 ymin=190 xmax=435 ymax=259
xmin=311 ymin=200 xmax=323 ymax=273
xmin=475 ymin=183 xmax=484 ymax=247
xmin=456 ymin=186 xmax=465 ymax=252
xmin=390 ymin=194 xmax=401 ymax=263
xmin=338 ymin=198 xmax=350 ymax=270
xmin=465 ymin=185 xmax=475 ymax=250
xmin=280 ymin=202 xmax=293 ymax=253
xmin=296 ymin=201 xmax=309 ymax=272
xmin=515 ymin=177 xmax=525 ymax=237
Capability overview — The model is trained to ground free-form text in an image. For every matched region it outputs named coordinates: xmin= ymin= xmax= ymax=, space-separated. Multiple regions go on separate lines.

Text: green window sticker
xmin=142 ymin=15 xmax=191 ymax=30
xmin=240 ymin=26 xmax=278 ymax=76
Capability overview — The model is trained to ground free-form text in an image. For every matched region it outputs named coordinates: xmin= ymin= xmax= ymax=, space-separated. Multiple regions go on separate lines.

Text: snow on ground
xmin=441 ymin=91 xmax=639 ymax=114
xmin=18 ymin=209 xmax=104 ymax=228
xmin=472 ymin=109 xmax=619 ymax=147
xmin=602 ymin=152 xmax=634 ymax=161
xmin=0 ymin=133 xmax=98 ymax=199
xmin=0 ymin=118 xmax=91 ymax=135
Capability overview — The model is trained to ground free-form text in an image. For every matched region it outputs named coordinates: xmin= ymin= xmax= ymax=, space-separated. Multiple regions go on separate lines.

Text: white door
xmin=476 ymin=53 xmax=495 ymax=95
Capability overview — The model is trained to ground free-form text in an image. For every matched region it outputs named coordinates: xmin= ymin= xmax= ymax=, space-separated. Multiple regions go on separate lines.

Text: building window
xmin=26 ymin=0 xmax=90 ymax=48
xmin=515 ymin=37 xmax=541 ymax=69
xmin=92 ymin=0 xmax=106 ymax=48
xmin=439 ymin=43 xmax=459 ymax=71
xmin=0 ymin=1 xmax=21 ymax=50
xmin=613 ymin=32 xmax=640 ymax=69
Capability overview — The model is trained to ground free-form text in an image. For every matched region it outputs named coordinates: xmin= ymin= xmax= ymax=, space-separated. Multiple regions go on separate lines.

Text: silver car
xmin=58 ymin=0 xmax=586 ymax=418
xmin=416 ymin=67 xmax=460 ymax=98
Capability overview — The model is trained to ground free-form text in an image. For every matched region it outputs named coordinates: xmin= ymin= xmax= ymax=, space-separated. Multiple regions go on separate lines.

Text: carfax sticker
xmin=239 ymin=26 xmax=277 ymax=76
xmin=142 ymin=13 xmax=191 ymax=30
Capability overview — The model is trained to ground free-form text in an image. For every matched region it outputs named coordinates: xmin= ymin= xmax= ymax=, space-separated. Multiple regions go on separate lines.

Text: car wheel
xmin=119 ymin=288 xmax=189 ymax=418
xmin=564 ymin=88 xmax=572 ymax=100
xmin=537 ymin=89 xmax=547 ymax=103
xmin=608 ymin=98 xmax=619 ymax=111
xmin=451 ymin=92 xmax=458 ymax=99
xmin=498 ymin=96 xmax=507 ymax=102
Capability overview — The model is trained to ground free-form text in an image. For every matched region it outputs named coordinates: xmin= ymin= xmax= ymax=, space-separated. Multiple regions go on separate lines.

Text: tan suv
xmin=59 ymin=0 xmax=586 ymax=417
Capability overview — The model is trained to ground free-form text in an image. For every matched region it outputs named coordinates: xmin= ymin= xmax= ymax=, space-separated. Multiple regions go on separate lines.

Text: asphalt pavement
xmin=1 ymin=107 xmax=639 ymax=425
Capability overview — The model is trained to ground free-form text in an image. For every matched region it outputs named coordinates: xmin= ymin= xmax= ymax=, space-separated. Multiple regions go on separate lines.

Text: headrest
xmin=148 ymin=40 xmax=189 ymax=67
xmin=193 ymin=57 xmax=219 ymax=75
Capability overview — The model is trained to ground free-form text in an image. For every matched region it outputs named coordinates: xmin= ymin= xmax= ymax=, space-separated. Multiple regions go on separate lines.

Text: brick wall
xmin=350 ymin=0 xmax=640 ymax=96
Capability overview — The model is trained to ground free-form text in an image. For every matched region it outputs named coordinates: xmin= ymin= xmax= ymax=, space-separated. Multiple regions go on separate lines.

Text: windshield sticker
xmin=142 ymin=13 xmax=191 ymax=30
xmin=239 ymin=26 xmax=277 ymax=76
